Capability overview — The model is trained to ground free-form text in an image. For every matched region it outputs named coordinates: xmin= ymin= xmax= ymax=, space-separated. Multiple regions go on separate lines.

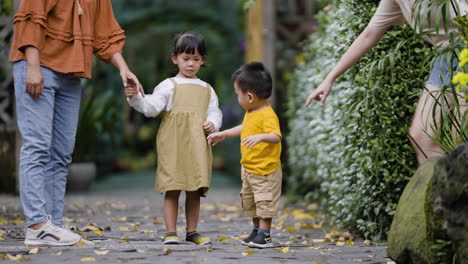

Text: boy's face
xmin=234 ymin=81 xmax=252 ymax=110
xmin=172 ymin=51 xmax=204 ymax=79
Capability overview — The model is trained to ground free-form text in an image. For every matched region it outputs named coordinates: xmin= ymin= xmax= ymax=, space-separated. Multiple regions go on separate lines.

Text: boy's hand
xmin=207 ymin=132 xmax=225 ymax=146
xmin=125 ymin=85 xmax=139 ymax=99
xmin=241 ymin=134 xmax=264 ymax=149
xmin=203 ymin=121 xmax=215 ymax=134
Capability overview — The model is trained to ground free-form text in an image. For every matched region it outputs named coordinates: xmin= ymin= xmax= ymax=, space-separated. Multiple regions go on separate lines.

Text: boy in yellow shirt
xmin=207 ymin=62 xmax=282 ymax=248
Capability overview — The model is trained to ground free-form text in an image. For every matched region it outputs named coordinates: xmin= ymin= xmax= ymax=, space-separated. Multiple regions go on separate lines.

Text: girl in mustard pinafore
xmin=126 ymin=32 xmax=222 ymax=245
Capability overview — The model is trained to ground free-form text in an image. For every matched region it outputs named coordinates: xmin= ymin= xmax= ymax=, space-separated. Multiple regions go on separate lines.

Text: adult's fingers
xmin=128 ymin=74 xmax=145 ymax=96
xmin=319 ymin=92 xmax=328 ymax=106
xmin=304 ymin=90 xmax=320 ymax=107
xmin=34 ymin=82 xmax=44 ymax=100
xmin=26 ymin=82 xmax=33 ymax=97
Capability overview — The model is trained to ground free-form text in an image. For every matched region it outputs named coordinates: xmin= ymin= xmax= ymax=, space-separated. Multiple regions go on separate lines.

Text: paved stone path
xmin=0 ymin=174 xmax=392 ymax=264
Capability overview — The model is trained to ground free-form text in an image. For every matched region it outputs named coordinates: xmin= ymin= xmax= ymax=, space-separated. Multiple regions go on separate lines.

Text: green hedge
xmin=286 ymin=0 xmax=438 ymax=240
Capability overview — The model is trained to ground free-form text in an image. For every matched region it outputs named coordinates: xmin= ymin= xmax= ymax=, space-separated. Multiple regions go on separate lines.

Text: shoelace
xmin=45 ymin=215 xmax=62 ymax=233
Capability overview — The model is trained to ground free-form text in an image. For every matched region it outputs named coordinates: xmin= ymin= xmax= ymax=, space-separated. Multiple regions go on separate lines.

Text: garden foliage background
xmin=286 ymin=0 xmax=437 ymax=240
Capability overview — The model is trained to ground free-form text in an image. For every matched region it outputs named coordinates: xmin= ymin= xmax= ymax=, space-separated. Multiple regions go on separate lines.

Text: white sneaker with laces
xmin=25 ymin=220 xmax=81 ymax=246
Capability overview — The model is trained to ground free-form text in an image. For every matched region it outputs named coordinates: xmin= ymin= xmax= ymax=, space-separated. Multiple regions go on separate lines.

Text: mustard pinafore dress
xmin=155 ymin=78 xmax=212 ymax=197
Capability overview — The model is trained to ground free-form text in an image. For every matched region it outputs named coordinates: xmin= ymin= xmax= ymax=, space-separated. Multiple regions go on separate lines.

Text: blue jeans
xmin=426 ymin=53 xmax=459 ymax=88
xmin=13 ymin=60 xmax=81 ymax=227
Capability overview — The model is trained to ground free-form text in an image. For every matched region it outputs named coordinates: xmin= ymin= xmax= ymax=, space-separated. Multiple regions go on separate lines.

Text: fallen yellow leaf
xmin=217 ymin=236 xmax=229 ymax=242
xmin=352 ymin=259 xmax=363 ymax=262
xmin=28 ymin=248 xmax=39 ymax=255
xmin=119 ymin=227 xmax=129 ymax=231
xmin=0 ymin=253 xmax=5 ymax=260
xmin=92 ymin=229 xmax=102 ymax=236
xmin=119 ymin=241 xmax=129 ymax=244
xmin=80 ymin=225 xmax=100 ymax=232
xmin=140 ymin=230 xmax=154 ymax=233
xmin=74 ymin=240 xmax=87 ymax=246
xmin=7 ymin=254 xmax=23 ymax=261
xmin=243 ymin=246 xmax=251 ymax=250
xmin=241 ymin=250 xmax=253 ymax=256
xmin=121 ymin=236 xmax=129 ymax=239
xmin=305 ymin=246 xmax=321 ymax=250
xmin=284 ymin=226 xmax=296 ymax=232
xmin=300 ymin=225 xmax=315 ymax=229
xmin=307 ymin=203 xmax=319 ymax=210
xmin=7 ymin=219 xmax=25 ymax=225
xmin=153 ymin=221 xmax=163 ymax=225
xmin=80 ymin=257 xmax=96 ymax=262
xmin=336 ymin=241 xmax=345 ymax=246
xmin=311 ymin=239 xmax=325 ymax=243
xmin=51 ymin=251 xmax=62 ymax=256
xmin=94 ymin=249 xmax=109 ymax=256
xmin=277 ymin=247 xmax=289 ymax=253
xmin=0 ymin=238 xmax=5 ymax=241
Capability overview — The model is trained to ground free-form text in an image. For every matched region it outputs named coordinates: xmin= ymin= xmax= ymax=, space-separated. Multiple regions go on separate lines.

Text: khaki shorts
xmin=240 ymin=166 xmax=282 ymax=218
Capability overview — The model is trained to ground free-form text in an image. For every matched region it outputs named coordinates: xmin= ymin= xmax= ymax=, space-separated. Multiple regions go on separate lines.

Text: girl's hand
xmin=207 ymin=132 xmax=225 ymax=146
xmin=120 ymin=69 xmax=144 ymax=96
xmin=241 ymin=134 xmax=265 ymax=149
xmin=125 ymin=85 xmax=139 ymax=98
xmin=26 ymin=65 xmax=44 ymax=100
xmin=304 ymin=78 xmax=333 ymax=107
xmin=203 ymin=121 xmax=215 ymax=134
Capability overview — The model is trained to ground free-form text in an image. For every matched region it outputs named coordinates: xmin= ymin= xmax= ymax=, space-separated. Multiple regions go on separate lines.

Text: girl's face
xmin=171 ymin=51 xmax=204 ymax=78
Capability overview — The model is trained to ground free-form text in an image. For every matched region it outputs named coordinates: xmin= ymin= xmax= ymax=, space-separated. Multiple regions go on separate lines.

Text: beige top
xmin=369 ymin=0 xmax=468 ymax=50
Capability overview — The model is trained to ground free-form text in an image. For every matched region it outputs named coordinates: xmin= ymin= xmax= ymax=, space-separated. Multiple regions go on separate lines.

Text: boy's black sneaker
xmin=248 ymin=231 xmax=273 ymax=248
xmin=241 ymin=229 xmax=258 ymax=246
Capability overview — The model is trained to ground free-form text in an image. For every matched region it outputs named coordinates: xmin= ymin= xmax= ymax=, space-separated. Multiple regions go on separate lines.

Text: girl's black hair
xmin=172 ymin=31 xmax=207 ymax=58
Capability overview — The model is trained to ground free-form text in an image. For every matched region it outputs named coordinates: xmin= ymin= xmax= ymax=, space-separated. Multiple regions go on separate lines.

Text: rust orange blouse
xmin=9 ymin=0 xmax=126 ymax=79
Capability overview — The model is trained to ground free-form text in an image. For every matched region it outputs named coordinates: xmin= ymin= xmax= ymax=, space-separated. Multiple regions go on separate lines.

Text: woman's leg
xmin=14 ymin=61 xmax=56 ymax=228
xmin=409 ymin=83 xmax=445 ymax=164
xmin=43 ymin=74 xmax=81 ymax=227
xmin=164 ymin=190 xmax=181 ymax=232
xmin=185 ymin=190 xmax=200 ymax=232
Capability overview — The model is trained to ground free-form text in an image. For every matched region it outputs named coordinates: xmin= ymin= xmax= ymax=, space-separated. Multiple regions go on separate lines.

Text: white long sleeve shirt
xmin=127 ymin=77 xmax=223 ymax=131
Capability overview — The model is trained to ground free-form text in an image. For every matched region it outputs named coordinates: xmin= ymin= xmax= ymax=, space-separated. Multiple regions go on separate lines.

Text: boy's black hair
xmin=172 ymin=31 xmax=207 ymax=59
xmin=232 ymin=62 xmax=272 ymax=99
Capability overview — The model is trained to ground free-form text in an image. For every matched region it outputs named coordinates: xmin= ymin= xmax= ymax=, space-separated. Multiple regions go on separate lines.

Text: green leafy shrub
xmin=286 ymin=0 xmax=437 ymax=240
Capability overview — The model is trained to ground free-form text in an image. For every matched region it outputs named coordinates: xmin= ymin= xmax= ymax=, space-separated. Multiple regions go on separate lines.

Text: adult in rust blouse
xmin=9 ymin=0 xmax=142 ymax=246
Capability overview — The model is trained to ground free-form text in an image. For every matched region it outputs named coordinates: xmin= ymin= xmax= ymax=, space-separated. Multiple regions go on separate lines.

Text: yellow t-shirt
xmin=240 ymin=105 xmax=282 ymax=175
